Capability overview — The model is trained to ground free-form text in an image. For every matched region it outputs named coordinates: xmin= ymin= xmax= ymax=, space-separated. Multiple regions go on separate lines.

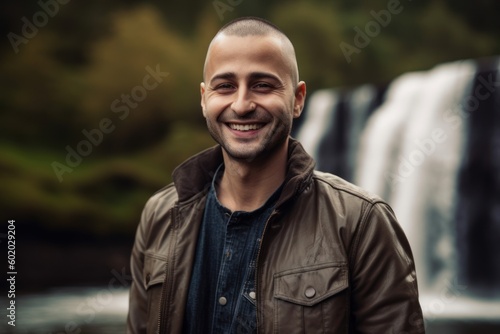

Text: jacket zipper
xmin=157 ymin=206 xmax=178 ymax=334
xmin=254 ymin=209 xmax=278 ymax=333
xmin=157 ymin=261 xmax=169 ymax=333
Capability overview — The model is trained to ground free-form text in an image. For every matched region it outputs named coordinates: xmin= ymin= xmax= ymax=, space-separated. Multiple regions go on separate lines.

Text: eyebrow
xmin=209 ymin=72 xmax=282 ymax=85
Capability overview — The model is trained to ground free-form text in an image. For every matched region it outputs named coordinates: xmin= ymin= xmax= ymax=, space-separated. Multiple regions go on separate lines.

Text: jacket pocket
xmin=143 ymin=253 xmax=167 ymax=334
xmin=273 ymin=263 xmax=349 ymax=333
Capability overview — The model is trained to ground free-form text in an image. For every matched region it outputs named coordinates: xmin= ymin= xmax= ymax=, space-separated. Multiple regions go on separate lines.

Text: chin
xmin=225 ymin=150 xmax=263 ymax=162
xmin=225 ymin=141 xmax=286 ymax=163
xmin=221 ymin=143 xmax=261 ymax=160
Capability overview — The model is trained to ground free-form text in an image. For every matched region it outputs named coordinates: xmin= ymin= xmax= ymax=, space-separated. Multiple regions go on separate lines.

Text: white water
xmin=295 ymin=89 xmax=339 ymax=159
xmin=3 ymin=288 xmax=499 ymax=334
xmin=4 ymin=287 xmax=128 ymax=333
xmin=295 ymin=58 xmax=500 ymax=322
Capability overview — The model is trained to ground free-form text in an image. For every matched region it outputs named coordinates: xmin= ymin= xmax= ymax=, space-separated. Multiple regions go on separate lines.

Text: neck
xmin=217 ymin=143 xmax=288 ymax=212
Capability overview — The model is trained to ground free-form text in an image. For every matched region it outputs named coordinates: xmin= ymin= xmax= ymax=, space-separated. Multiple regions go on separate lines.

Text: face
xmin=201 ymin=34 xmax=306 ymax=162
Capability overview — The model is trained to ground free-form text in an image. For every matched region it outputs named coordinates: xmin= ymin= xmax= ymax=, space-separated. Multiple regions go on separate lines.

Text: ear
xmin=200 ymin=82 xmax=206 ymax=117
xmin=293 ymin=81 xmax=307 ymax=118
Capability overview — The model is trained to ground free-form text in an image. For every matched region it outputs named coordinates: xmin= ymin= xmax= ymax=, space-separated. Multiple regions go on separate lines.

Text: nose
xmin=231 ymin=88 xmax=255 ymax=115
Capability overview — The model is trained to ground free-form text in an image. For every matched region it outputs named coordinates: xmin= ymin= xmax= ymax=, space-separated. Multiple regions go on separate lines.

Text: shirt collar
xmin=172 ymin=138 xmax=316 ymax=206
xmin=208 ymin=163 xmax=283 ymax=215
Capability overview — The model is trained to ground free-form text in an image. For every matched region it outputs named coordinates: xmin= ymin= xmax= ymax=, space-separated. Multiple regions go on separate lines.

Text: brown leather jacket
xmin=127 ymin=138 xmax=425 ymax=333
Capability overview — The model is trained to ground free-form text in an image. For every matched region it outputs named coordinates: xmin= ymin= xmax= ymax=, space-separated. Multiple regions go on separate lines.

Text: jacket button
xmin=249 ymin=291 xmax=256 ymax=300
xmin=305 ymin=287 xmax=316 ymax=298
xmin=218 ymin=296 xmax=227 ymax=305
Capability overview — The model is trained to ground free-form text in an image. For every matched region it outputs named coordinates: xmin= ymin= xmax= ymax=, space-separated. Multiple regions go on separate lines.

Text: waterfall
xmin=355 ymin=71 xmax=427 ymax=200
xmin=294 ymin=56 xmax=500 ymax=321
xmin=380 ymin=60 xmax=476 ymax=294
xmin=295 ymin=89 xmax=339 ymax=161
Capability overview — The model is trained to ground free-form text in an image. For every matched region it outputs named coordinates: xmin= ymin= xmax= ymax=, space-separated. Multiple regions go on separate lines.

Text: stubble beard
xmin=206 ymin=115 xmax=291 ymax=164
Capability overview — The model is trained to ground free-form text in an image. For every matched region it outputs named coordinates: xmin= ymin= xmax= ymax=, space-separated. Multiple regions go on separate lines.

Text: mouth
xmin=227 ymin=123 xmax=265 ymax=132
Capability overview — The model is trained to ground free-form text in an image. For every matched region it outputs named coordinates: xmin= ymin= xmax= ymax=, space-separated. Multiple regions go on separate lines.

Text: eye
xmin=253 ymin=82 xmax=274 ymax=92
xmin=214 ymin=83 xmax=235 ymax=92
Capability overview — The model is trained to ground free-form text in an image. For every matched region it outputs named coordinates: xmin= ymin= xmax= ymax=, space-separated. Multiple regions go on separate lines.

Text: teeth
xmin=229 ymin=124 xmax=263 ymax=131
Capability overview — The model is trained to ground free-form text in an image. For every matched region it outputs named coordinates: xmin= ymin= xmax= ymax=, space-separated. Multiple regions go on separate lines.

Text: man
xmin=127 ymin=17 xmax=424 ymax=333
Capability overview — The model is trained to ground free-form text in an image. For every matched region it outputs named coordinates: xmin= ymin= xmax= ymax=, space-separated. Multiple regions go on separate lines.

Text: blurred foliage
xmin=0 ymin=123 xmax=213 ymax=236
xmin=0 ymin=0 xmax=498 ymax=236
xmin=271 ymin=2 xmax=346 ymax=91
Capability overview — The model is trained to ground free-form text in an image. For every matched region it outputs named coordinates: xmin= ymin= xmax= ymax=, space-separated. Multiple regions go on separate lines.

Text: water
xmin=2 ymin=287 xmax=500 ymax=333
xmin=292 ymin=57 xmax=500 ymax=334
xmin=1 ymin=287 xmax=128 ymax=334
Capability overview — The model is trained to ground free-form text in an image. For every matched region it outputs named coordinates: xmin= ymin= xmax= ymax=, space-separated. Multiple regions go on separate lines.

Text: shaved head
xmin=217 ymin=16 xmax=289 ymax=38
xmin=200 ymin=16 xmax=307 ymax=166
xmin=203 ymin=17 xmax=299 ymax=86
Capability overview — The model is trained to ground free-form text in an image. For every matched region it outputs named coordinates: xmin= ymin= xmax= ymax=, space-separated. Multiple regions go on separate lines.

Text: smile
xmin=228 ymin=123 xmax=264 ymax=131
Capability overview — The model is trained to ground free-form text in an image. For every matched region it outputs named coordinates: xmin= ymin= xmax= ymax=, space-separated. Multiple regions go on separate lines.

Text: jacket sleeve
xmin=349 ymin=202 xmax=425 ymax=333
xmin=127 ymin=199 xmax=153 ymax=334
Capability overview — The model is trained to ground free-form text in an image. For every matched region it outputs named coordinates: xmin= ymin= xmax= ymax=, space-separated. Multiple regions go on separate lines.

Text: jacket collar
xmin=172 ymin=137 xmax=316 ymax=206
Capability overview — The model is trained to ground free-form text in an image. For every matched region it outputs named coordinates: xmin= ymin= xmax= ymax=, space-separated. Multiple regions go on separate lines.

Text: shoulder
xmin=311 ymin=171 xmax=408 ymax=259
xmin=312 ymin=170 xmax=383 ymax=205
xmin=310 ymin=170 xmax=397 ymax=229
xmin=133 ymin=183 xmax=180 ymax=251
xmin=141 ymin=183 xmax=179 ymax=223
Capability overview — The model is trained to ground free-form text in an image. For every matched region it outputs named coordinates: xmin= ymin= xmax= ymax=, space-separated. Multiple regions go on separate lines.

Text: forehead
xmin=204 ymin=34 xmax=292 ymax=82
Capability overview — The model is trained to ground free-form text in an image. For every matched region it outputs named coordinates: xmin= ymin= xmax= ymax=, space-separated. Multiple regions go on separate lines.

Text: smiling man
xmin=127 ymin=17 xmax=424 ymax=334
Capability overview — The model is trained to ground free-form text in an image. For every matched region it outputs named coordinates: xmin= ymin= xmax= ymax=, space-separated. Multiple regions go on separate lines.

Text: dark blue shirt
xmin=183 ymin=165 xmax=280 ymax=334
